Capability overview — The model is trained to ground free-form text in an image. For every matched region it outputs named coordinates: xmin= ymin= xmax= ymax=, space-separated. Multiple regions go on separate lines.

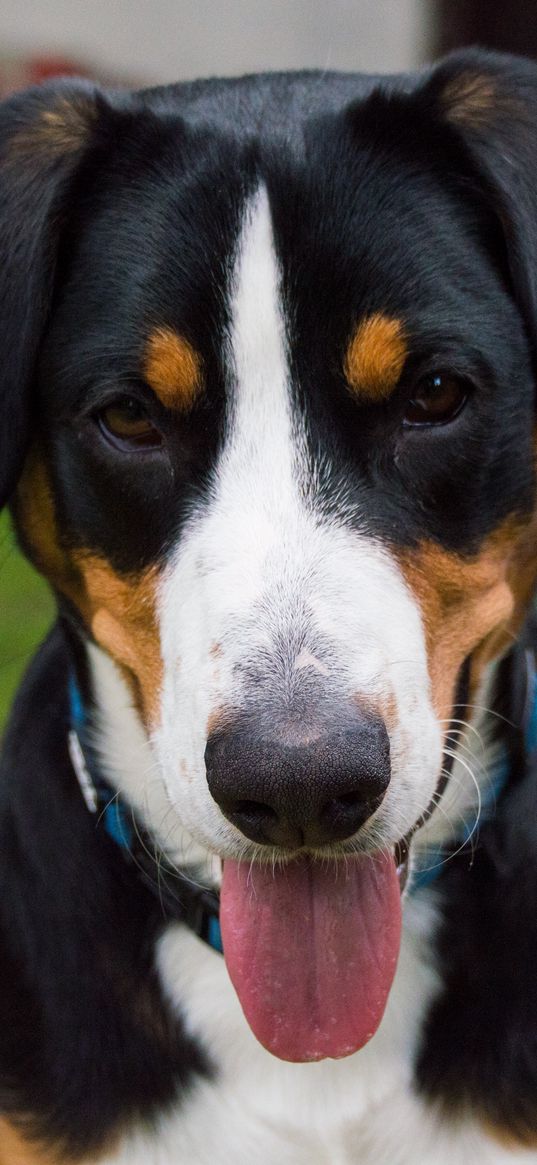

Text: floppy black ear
xmin=419 ymin=49 xmax=537 ymax=361
xmin=0 ymin=79 xmax=101 ymax=508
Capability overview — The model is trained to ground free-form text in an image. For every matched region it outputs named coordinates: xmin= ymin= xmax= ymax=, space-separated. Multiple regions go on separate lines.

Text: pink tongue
xmin=220 ymin=853 xmax=402 ymax=1063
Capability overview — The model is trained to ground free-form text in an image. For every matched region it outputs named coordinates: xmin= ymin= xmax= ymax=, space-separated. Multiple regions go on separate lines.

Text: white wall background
xmin=0 ymin=0 xmax=435 ymax=85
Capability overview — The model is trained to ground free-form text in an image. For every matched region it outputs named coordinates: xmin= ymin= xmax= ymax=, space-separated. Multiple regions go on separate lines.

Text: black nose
xmin=204 ymin=706 xmax=391 ymax=849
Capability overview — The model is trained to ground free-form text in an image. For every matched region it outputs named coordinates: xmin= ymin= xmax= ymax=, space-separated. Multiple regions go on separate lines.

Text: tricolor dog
xmin=1 ymin=47 xmax=537 ymax=1164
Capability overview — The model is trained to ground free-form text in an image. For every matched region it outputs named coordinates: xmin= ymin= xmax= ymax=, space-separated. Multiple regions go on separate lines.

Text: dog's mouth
xmin=219 ymin=789 xmax=443 ymax=1064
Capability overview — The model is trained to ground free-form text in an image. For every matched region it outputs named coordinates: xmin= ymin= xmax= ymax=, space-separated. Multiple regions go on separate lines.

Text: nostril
xmin=323 ymin=792 xmax=367 ymax=817
xmin=233 ymin=800 xmax=278 ymax=825
xmin=225 ymin=799 xmax=301 ymax=848
xmin=320 ymin=788 xmax=385 ymax=839
xmin=224 ymin=798 xmax=279 ymax=834
xmin=336 ymin=791 xmax=363 ymax=808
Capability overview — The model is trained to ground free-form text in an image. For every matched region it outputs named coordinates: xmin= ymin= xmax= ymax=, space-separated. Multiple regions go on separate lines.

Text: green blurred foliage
xmin=0 ymin=511 xmax=55 ymax=729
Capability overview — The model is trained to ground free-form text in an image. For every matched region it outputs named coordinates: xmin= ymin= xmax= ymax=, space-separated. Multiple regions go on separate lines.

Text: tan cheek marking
xmin=397 ymin=516 xmax=537 ymax=722
xmin=73 ymin=555 xmax=163 ymax=729
xmin=0 ymin=1117 xmax=121 ymax=1164
xmin=344 ymin=314 xmax=407 ymax=401
xmin=0 ymin=1119 xmax=69 ymax=1164
xmin=14 ymin=451 xmax=84 ymax=600
xmin=482 ymin=1120 xmax=537 ymax=1152
xmin=144 ymin=327 xmax=202 ymax=411
xmin=469 ymin=508 xmax=537 ymax=698
xmin=15 ymin=453 xmax=162 ymax=728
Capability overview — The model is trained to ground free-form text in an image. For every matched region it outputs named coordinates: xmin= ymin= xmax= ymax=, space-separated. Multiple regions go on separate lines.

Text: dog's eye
xmin=97 ymin=398 xmax=163 ymax=450
xmin=403 ymin=374 xmax=468 ymax=427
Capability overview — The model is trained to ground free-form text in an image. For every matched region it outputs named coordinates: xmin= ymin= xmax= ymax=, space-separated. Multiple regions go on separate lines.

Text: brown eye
xmin=98 ymin=398 xmax=163 ymax=450
xmin=403 ymin=374 xmax=468 ymax=427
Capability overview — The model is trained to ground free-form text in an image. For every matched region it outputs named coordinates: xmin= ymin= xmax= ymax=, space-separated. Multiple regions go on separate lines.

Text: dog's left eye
xmin=403 ymin=374 xmax=468 ymax=427
xmin=97 ymin=398 xmax=164 ymax=450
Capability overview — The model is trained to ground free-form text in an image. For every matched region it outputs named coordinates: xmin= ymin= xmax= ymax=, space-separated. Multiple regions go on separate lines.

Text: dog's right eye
xmin=402 ymin=373 xmax=469 ymax=427
xmin=97 ymin=398 xmax=164 ymax=451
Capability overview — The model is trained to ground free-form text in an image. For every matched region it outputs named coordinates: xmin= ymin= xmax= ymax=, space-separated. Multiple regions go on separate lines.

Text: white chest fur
xmin=98 ymin=892 xmax=534 ymax=1165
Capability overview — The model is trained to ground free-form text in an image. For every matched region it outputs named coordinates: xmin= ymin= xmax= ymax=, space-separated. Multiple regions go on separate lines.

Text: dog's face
xmin=3 ymin=53 xmax=537 ymax=1059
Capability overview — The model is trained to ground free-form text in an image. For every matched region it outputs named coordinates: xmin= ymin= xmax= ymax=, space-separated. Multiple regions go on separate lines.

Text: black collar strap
xmin=67 ymin=676 xmax=222 ymax=953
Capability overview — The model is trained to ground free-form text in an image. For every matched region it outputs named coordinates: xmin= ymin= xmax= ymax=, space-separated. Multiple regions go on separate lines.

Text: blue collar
xmin=67 ymin=676 xmax=223 ymax=953
xmin=408 ymin=748 xmax=509 ymax=892
xmin=410 ymin=649 xmax=537 ymax=892
xmin=68 ymin=651 xmax=537 ymax=936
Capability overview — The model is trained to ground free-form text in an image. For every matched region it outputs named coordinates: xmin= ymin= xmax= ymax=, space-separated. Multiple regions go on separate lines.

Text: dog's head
xmin=2 ymin=51 xmax=537 ymax=1059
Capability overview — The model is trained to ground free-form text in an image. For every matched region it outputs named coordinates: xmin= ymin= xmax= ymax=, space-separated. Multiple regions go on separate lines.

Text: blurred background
xmin=0 ymin=0 xmax=434 ymax=91
xmin=0 ymin=0 xmax=534 ymax=725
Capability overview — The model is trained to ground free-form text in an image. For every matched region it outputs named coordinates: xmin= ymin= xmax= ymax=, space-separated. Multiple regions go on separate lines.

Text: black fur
xmin=2 ymin=48 xmax=537 ymax=1154
xmin=416 ymin=745 xmax=537 ymax=1145
xmin=0 ymin=80 xmax=103 ymax=509
xmin=0 ymin=626 xmax=211 ymax=1156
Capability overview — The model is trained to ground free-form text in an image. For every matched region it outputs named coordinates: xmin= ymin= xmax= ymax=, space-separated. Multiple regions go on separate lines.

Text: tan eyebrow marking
xmin=344 ymin=313 xmax=407 ymax=401
xmin=143 ymin=326 xmax=202 ymax=411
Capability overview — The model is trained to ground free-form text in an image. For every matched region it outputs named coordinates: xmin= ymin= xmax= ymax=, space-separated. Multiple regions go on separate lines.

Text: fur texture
xmin=2 ymin=49 xmax=537 ymax=1163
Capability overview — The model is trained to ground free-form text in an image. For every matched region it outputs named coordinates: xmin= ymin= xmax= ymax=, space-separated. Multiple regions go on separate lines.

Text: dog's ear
xmin=0 ymin=79 xmax=101 ymax=508
xmin=419 ymin=50 xmax=537 ymax=361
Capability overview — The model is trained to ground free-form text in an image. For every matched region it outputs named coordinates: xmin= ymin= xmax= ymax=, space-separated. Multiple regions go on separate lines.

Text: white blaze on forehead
xmin=216 ymin=184 xmax=299 ymax=570
xmin=227 ymin=184 xmax=290 ymax=453
xmin=153 ymin=184 xmax=443 ymax=861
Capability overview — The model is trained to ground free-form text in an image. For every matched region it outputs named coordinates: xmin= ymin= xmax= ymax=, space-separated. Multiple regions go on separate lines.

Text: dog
xmin=1 ymin=45 xmax=537 ymax=1165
